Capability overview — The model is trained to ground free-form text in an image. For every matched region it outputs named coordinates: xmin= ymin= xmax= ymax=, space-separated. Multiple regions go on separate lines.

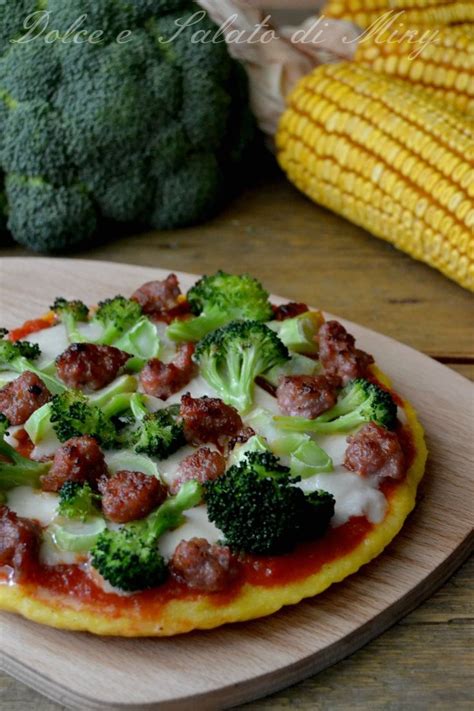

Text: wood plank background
xmin=0 ymin=168 xmax=473 ymax=709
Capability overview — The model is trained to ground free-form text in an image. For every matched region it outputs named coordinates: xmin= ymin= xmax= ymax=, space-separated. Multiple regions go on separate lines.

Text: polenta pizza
xmin=0 ymin=272 xmax=427 ymax=636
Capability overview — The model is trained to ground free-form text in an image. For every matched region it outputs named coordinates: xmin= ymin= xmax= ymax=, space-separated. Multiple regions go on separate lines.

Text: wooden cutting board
xmin=0 ymin=257 xmax=472 ymax=711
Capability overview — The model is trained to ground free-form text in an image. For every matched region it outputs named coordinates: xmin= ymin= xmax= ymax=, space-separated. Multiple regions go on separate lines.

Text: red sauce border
xmin=2 ymin=317 xmax=416 ymax=614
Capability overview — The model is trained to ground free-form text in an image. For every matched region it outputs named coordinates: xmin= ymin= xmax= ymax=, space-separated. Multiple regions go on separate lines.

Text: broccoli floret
xmin=91 ymin=479 xmax=202 ymax=591
xmin=194 ymin=320 xmax=289 ymax=413
xmin=0 ymin=414 xmax=51 ymax=490
xmin=50 ymin=391 xmax=117 ymax=447
xmin=268 ymin=311 xmax=323 ymax=355
xmin=275 ymin=378 xmax=398 ymax=434
xmin=0 ymin=3 xmax=255 ymax=251
xmin=125 ymin=402 xmax=185 ymax=460
xmin=0 ymin=332 xmax=66 ymax=394
xmin=51 ymin=297 xmax=89 ymax=343
xmin=167 ymin=271 xmax=273 ymax=342
xmin=58 ymin=481 xmax=101 ymax=522
xmin=5 ymin=175 xmax=97 ymax=252
xmin=92 ymin=296 xmax=143 ymax=345
xmin=204 ymin=451 xmax=334 ymax=554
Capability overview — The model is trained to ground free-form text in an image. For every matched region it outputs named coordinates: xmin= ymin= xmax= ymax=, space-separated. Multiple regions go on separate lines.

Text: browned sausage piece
xmin=131 ymin=274 xmax=181 ymax=316
xmin=318 ymin=320 xmax=374 ymax=385
xmin=170 ymin=448 xmax=226 ymax=495
xmin=0 ymin=371 xmax=51 ymax=425
xmin=344 ymin=422 xmax=405 ymax=481
xmin=272 ymin=302 xmax=309 ymax=321
xmin=40 ymin=435 xmax=108 ymax=492
xmin=228 ymin=426 xmax=256 ymax=451
xmin=276 ymin=374 xmax=341 ymax=419
xmin=0 ymin=506 xmax=40 ymax=582
xmin=99 ymin=470 xmax=168 ymax=524
xmin=170 ymin=538 xmax=239 ymax=592
xmin=140 ymin=343 xmax=197 ymax=400
xmin=56 ymin=343 xmax=130 ymax=391
xmin=180 ymin=394 xmax=243 ymax=448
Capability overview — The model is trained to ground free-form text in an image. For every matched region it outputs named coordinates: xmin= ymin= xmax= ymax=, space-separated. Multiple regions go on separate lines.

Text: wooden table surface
xmin=0 ymin=168 xmax=472 ymax=710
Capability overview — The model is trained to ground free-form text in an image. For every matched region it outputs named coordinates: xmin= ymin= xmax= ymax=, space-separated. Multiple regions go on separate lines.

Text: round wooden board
xmin=0 ymin=257 xmax=472 ymax=711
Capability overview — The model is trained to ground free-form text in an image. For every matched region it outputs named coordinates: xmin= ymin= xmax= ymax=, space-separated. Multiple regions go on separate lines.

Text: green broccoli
xmin=51 ymin=297 xmax=89 ymax=343
xmin=92 ymin=296 xmax=143 ymax=345
xmin=49 ymin=390 xmax=118 ymax=447
xmin=0 ymin=1 xmax=255 ymax=252
xmin=91 ymin=479 xmax=202 ymax=592
xmin=194 ymin=320 xmax=289 ymax=413
xmin=167 ymin=272 xmax=273 ymax=342
xmin=58 ymin=481 xmax=101 ymax=522
xmin=0 ymin=333 xmax=66 ymax=394
xmin=204 ymin=451 xmax=335 ymax=554
xmin=0 ymin=414 xmax=51 ymax=490
xmin=274 ymin=378 xmax=398 ymax=434
xmin=123 ymin=397 xmax=185 ymax=460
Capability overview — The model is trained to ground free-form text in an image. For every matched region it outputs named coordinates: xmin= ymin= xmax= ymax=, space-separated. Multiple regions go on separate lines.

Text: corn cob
xmin=323 ymin=0 xmax=474 ymax=27
xmin=354 ymin=26 xmax=474 ymax=115
xmin=276 ymin=63 xmax=474 ymax=291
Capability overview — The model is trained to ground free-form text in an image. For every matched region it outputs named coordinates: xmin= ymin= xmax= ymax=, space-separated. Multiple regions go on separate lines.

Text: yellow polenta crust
xmin=0 ymin=366 xmax=427 ymax=637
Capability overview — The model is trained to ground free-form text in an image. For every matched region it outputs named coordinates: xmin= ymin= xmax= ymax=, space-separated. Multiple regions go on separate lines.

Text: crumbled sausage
xmin=344 ymin=422 xmax=405 ymax=481
xmin=140 ymin=343 xmax=197 ymax=400
xmin=99 ymin=470 xmax=168 ymax=524
xmin=170 ymin=448 xmax=226 ymax=495
xmin=276 ymin=374 xmax=341 ymax=419
xmin=40 ymin=435 xmax=108 ymax=492
xmin=272 ymin=302 xmax=309 ymax=321
xmin=131 ymin=274 xmax=181 ymax=318
xmin=0 ymin=506 xmax=40 ymax=581
xmin=318 ymin=320 xmax=374 ymax=384
xmin=56 ymin=343 xmax=129 ymax=391
xmin=228 ymin=426 xmax=256 ymax=451
xmin=170 ymin=537 xmax=239 ymax=592
xmin=180 ymin=394 xmax=243 ymax=448
xmin=0 ymin=371 xmax=51 ymax=425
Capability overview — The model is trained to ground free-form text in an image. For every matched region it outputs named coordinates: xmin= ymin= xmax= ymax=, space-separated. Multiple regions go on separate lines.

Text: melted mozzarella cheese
xmin=298 ymin=469 xmax=387 ymax=526
xmin=25 ymin=322 xmax=103 ymax=365
xmin=159 ymin=505 xmax=223 ymax=559
xmin=7 ymin=486 xmax=58 ymax=525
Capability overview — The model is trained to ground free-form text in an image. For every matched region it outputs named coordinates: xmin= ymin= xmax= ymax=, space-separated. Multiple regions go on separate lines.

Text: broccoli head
xmin=50 ymin=390 xmax=117 ymax=447
xmin=0 ymin=332 xmax=66 ymax=394
xmin=194 ymin=320 xmax=289 ymax=413
xmin=92 ymin=296 xmax=143 ymax=345
xmin=167 ymin=271 xmax=273 ymax=342
xmin=275 ymin=378 xmax=398 ymax=434
xmin=58 ymin=481 xmax=101 ymax=522
xmin=0 ymin=1 xmax=256 ymax=252
xmin=0 ymin=414 xmax=51 ymax=490
xmin=204 ymin=451 xmax=335 ymax=554
xmin=91 ymin=479 xmax=202 ymax=591
xmin=125 ymin=404 xmax=185 ymax=460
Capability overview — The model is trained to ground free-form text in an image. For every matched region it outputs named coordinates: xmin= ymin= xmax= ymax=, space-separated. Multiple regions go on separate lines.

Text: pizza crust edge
xmin=0 ymin=367 xmax=427 ymax=637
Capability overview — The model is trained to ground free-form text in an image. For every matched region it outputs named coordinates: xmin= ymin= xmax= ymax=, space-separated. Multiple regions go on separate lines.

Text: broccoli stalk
xmin=0 ymin=414 xmax=51 ymax=490
xmin=91 ymin=480 xmax=202 ymax=592
xmin=50 ymin=297 xmax=89 ymax=343
xmin=204 ymin=451 xmax=335 ymax=554
xmin=194 ymin=320 xmax=290 ymax=413
xmin=268 ymin=311 xmax=324 ymax=355
xmin=58 ymin=481 xmax=101 ymax=522
xmin=167 ymin=272 xmax=273 ymax=342
xmin=274 ymin=379 xmax=398 ymax=434
xmin=0 ymin=335 xmax=66 ymax=394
